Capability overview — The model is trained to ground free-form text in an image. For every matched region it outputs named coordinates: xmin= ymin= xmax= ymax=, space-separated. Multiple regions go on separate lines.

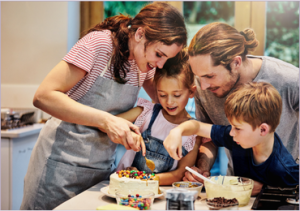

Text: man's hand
xmin=182 ymin=166 xmax=210 ymax=183
xmin=251 ymin=180 xmax=263 ymax=196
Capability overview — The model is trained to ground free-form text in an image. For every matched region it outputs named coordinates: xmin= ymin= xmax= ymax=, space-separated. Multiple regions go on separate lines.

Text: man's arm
xmin=158 ymin=137 xmax=201 ymax=185
xmin=183 ymin=139 xmax=218 ymax=183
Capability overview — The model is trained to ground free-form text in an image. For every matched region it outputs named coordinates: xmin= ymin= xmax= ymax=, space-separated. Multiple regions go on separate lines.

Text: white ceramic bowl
xmin=204 ymin=176 xmax=253 ymax=207
xmin=172 ymin=181 xmax=203 ymax=197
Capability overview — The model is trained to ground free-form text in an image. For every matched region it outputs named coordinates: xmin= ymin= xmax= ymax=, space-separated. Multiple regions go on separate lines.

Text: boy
xmin=164 ymin=82 xmax=299 ymax=189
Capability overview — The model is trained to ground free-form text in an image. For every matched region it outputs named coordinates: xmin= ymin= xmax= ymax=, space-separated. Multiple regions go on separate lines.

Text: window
xmin=265 ymin=2 xmax=299 ymax=67
xmin=104 ymin=1 xmax=151 ymax=18
xmin=183 ymin=1 xmax=235 ymax=44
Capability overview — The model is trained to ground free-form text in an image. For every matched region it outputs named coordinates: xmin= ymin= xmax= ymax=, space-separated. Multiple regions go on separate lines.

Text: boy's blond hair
xmin=224 ymin=82 xmax=282 ymax=132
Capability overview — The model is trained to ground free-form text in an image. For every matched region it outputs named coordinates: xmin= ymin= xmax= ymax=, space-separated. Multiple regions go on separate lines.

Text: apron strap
xmin=100 ymin=56 xmax=112 ymax=77
xmin=101 ymin=55 xmax=141 ymax=88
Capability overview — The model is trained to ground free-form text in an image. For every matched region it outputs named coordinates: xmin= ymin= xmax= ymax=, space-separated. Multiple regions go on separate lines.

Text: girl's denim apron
xmin=132 ymin=104 xmax=189 ymax=173
xmin=21 ymin=56 xmax=141 ymax=210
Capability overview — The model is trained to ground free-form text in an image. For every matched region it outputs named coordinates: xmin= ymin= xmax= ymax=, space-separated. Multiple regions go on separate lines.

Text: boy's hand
xmin=163 ymin=128 xmax=183 ymax=160
xmin=130 ymin=131 xmax=146 ymax=156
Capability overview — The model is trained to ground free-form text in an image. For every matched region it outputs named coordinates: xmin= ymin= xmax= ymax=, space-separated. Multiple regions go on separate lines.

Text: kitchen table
xmin=54 ymin=180 xmax=256 ymax=210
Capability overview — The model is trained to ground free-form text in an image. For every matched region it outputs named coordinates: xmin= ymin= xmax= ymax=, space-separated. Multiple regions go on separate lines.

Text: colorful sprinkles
xmin=119 ymin=194 xmax=152 ymax=210
xmin=116 ymin=170 xmax=156 ymax=180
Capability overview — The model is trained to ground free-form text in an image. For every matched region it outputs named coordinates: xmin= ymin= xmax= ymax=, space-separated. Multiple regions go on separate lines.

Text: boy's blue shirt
xmin=211 ymin=125 xmax=299 ymax=187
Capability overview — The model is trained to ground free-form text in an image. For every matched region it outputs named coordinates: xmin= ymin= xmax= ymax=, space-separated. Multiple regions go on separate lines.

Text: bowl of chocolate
xmin=204 ymin=176 xmax=253 ymax=207
xmin=172 ymin=181 xmax=203 ymax=197
xmin=206 ymin=197 xmax=239 ymax=210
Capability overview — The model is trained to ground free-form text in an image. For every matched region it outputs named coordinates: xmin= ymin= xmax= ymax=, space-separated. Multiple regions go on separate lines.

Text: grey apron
xmin=21 ymin=57 xmax=141 ymax=210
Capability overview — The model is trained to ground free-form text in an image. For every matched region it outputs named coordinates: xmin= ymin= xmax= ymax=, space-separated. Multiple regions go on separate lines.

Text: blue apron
xmin=132 ymin=104 xmax=189 ymax=173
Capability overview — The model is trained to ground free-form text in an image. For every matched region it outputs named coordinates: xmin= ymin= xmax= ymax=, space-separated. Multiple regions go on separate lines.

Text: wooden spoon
xmin=145 ymin=156 xmax=155 ymax=172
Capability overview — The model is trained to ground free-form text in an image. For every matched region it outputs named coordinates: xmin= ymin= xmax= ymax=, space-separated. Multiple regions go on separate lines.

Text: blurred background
xmin=1 ymin=3 xmax=299 ymax=208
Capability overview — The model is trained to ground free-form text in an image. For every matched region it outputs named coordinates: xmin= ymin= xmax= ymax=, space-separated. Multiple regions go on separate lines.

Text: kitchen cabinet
xmin=1 ymin=124 xmax=44 ymax=210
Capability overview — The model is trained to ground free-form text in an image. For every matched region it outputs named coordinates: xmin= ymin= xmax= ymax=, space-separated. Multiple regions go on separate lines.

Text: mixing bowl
xmin=172 ymin=181 xmax=203 ymax=197
xmin=204 ymin=176 xmax=253 ymax=207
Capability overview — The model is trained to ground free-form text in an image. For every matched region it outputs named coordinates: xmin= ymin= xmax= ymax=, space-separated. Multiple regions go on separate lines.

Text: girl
xmin=116 ymin=49 xmax=201 ymax=185
xmin=21 ymin=2 xmax=187 ymax=210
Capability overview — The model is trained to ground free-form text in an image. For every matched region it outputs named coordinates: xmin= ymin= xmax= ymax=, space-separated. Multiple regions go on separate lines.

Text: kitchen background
xmin=1 ymin=1 xmax=299 ymax=210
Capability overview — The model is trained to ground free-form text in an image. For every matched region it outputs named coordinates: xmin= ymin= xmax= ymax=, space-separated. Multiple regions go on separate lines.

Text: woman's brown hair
xmin=188 ymin=22 xmax=259 ymax=71
xmin=82 ymin=2 xmax=187 ymax=83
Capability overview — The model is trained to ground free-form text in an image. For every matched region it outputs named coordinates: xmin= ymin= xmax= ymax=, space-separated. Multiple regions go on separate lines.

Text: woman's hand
xmin=130 ymin=131 xmax=146 ymax=155
xmin=102 ymin=115 xmax=142 ymax=151
xmin=163 ymin=128 xmax=183 ymax=160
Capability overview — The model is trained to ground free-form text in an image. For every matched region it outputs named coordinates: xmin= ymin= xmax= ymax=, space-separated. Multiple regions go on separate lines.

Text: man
xmin=164 ymin=22 xmax=299 ymax=195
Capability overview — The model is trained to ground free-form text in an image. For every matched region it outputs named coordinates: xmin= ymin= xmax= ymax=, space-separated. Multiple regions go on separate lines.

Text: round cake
xmin=108 ymin=170 xmax=159 ymax=195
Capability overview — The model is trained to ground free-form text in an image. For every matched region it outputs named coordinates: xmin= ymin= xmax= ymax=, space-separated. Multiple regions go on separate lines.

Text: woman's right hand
xmin=102 ymin=115 xmax=143 ymax=152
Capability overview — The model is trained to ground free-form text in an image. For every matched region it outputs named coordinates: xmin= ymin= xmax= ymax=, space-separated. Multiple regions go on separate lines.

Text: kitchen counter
xmin=54 ymin=180 xmax=256 ymax=210
xmin=1 ymin=123 xmax=44 ymax=210
xmin=1 ymin=123 xmax=44 ymax=138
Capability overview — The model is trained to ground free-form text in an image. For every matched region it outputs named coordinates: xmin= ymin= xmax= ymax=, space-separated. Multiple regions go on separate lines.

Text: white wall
xmin=1 ymin=2 xmax=80 ymax=117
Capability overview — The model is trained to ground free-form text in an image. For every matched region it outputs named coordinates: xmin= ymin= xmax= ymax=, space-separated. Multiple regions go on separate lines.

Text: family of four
xmin=20 ymin=2 xmax=299 ymax=210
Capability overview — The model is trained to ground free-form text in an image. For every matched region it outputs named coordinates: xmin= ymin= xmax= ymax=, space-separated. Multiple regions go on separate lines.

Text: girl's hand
xmin=163 ymin=128 xmax=183 ymax=160
xmin=102 ymin=116 xmax=141 ymax=151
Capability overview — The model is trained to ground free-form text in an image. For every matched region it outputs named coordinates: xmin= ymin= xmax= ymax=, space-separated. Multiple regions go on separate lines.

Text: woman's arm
xmin=158 ymin=137 xmax=201 ymax=185
xmin=33 ymin=60 xmax=141 ymax=150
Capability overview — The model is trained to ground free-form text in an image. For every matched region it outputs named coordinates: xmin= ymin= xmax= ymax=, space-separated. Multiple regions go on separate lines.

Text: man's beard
xmin=214 ymin=73 xmax=240 ymax=98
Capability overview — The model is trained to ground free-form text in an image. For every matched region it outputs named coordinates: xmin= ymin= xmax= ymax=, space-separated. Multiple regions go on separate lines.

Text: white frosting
xmin=108 ymin=173 xmax=159 ymax=195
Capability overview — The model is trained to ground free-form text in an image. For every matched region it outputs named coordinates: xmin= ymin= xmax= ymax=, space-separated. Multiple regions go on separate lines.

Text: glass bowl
xmin=172 ymin=181 xmax=203 ymax=197
xmin=204 ymin=176 xmax=253 ymax=207
xmin=115 ymin=189 xmax=155 ymax=210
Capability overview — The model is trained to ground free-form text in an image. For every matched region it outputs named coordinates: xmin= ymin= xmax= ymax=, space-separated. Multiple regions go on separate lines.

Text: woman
xmin=21 ymin=2 xmax=187 ymax=210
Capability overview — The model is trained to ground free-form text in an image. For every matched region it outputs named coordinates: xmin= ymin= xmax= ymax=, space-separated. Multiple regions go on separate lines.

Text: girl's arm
xmin=164 ymin=120 xmax=213 ymax=160
xmin=158 ymin=136 xmax=202 ymax=185
xmin=33 ymin=61 xmax=141 ymax=151
xmin=116 ymin=106 xmax=143 ymax=123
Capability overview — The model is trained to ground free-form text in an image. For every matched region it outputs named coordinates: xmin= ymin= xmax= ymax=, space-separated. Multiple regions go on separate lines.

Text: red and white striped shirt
xmin=63 ymin=30 xmax=156 ymax=101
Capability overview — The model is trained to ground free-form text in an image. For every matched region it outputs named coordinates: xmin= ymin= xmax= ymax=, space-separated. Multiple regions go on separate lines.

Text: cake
xmin=108 ymin=170 xmax=159 ymax=195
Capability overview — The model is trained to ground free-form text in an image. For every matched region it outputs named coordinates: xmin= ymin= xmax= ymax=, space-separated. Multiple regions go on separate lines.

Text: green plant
xmin=265 ymin=2 xmax=299 ymax=67
xmin=104 ymin=1 xmax=150 ymax=18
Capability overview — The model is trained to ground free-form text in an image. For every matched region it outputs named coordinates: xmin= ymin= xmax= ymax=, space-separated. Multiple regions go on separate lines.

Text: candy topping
xmin=119 ymin=194 xmax=152 ymax=210
xmin=117 ymin=170 xmax=155 ymax=180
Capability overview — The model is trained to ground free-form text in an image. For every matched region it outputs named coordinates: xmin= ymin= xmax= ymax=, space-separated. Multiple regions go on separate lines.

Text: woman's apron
xmin=132 ymin=104 xmax=189 ymax=173
xmin=20 ymin=57 xmax=141 ymax=210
